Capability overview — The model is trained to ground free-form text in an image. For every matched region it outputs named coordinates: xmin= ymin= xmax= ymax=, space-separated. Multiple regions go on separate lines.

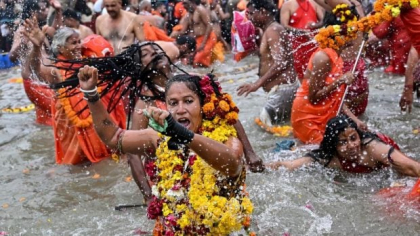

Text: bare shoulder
xmin=225 ymin=136 xmax=244 ymax=157
xmin=312 ymin=50 xmax=330 ymax=65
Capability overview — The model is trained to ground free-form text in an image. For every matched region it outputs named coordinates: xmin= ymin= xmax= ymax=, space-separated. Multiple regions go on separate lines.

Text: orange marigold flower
xmin=225 ymin=111 xmax=238 ymax=121
xmin=219 ymin=100 xmax=230 ymax=112
xmin=203 ymin=102 xmax=215 ymax=113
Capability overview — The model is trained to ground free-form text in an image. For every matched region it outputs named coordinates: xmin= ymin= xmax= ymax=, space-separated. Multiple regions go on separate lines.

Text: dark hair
xmin=49 ymin=42 xmax=189 ymax=128
xmin=165 ymin=74 xmax=221 ymax=106
xmin=308 ymin=115 xmax=373 ymax=163
xmin=155 ymin=2 xmax=166 ymax=8
xmin=176 ymin=35 xmax=196 ymax=51
xmin=248 ymin=0 xmax=277 ymax=16
xmin=22 ymin=0 xmax=48 ymax=20
xmin=63 ymin=9 xmax=81 ymax=21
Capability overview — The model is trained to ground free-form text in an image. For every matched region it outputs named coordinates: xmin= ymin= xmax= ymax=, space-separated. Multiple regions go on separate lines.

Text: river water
xmin=0 ymin=55 xmax=419 ymax=235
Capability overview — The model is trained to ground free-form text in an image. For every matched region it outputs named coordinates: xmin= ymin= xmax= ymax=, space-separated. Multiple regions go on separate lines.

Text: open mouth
xmin=177 ymin=117 xmax=190 ymax=128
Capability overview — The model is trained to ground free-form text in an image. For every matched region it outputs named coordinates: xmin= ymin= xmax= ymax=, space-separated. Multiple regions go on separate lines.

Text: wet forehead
xmin=104 ymin=0 xmax=120 ymax=5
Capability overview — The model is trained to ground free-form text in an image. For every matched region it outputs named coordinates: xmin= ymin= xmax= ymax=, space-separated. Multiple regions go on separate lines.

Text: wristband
xmin=80 ymin=86 xmax=98 ymax=94
xmin=83 ymin=93 xmax=100 ymax=103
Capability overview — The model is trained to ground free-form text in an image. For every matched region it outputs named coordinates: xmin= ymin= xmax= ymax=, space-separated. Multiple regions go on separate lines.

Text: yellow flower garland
xmin=57 ymin=87 xmax=101 ymax=128
xmin=315 ymin=0 xmax=420 ymax=50
xmin=153 ymin=93 xmax=254 ymax=235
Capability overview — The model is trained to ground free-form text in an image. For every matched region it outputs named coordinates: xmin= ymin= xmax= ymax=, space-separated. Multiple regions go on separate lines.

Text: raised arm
xmin=308 ymin=51 xmax=354 ymax=104
xmin=9 ymin=25 xmax=28 ymax=63
xmin=78 ymin=66 xmax=158 ymax=156
xmin=22 ymin=17 xmax=61 ymax=84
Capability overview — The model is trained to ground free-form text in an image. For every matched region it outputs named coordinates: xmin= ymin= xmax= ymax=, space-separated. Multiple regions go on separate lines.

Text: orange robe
xmin=53 ymin=59 xmax=126 ymax=164
xmin=194 ymin=31 xmax=217 ymax=67
xmin=291 ymin=48 xmax=345 ymax=144
xmin=22 ymin=78 xmax=54 ymax=126
xmin=143 ymin=21 xmax=174 ymax=42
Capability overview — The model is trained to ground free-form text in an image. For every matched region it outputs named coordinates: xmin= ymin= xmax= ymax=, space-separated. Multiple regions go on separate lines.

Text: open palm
xmin=22 ymin=17 xmax=46 ymax=48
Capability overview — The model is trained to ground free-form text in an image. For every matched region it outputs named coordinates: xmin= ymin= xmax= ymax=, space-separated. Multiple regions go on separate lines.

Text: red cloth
xmin=343 ymin=59 xmax=368 ymax=116
xmin=373 ymin=16 xmax=411 ymax=74
xmin=291 ymin=48 xmax=345 ymax=144
xmin=401 ymin=8 xmax=420 ymax=55
xmin=22 ymin=79 xmax=54 ymax=126
xmin=231 ymin=11 xmax=257 ymax=62
xmin=288 ymin=0 xmax=318 ymax=79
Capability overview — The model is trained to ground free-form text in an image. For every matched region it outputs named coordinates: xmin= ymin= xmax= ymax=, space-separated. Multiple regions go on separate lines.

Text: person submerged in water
xmin=267 ymin=115 xmax=420 ymax=175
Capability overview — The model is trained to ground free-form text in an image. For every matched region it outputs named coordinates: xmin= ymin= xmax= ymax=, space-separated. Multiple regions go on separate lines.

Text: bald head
xmin=139 ymin=0 xmax=152 ymax=12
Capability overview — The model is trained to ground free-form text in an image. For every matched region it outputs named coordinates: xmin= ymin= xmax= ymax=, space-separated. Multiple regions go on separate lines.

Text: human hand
xmin=21 ymin=16 xmax=46 ymax=48
xmin=237 ymin=83 xmax=259 ymax=97
xmin=50 ymin=0 xmax=62 ymax=10
xmin=355 ymin=119 xmax=368 ymax=131
xmin=141 ymin=107 xmax=170 ymax=127
xmin=246 ymin=154 xmax=265 ymax=172
xmin=78 ymin=66 xmax=99 ymax=91
xmin=400 ymin=87 xmax=413 ymax=113
xmin=340 ymin=72 xmax=355 ymax=86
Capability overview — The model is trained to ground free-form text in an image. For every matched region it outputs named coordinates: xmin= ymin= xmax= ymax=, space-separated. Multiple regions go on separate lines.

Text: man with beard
xmin=237 ymin=0 xmax=299 ymax=127
xmin=96 ymin=0 xmax=144 ymax=54
xmin=154 ymin=35 xmax=196 ymax=62
xmin=127 ymin=43 xmax=265 ymax=203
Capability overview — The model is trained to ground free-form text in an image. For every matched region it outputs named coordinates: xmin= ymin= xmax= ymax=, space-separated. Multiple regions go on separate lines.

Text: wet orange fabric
xmin=291 ymin=48 xmax=345 ymax=144
xmin=174 ymin=2 xmax=187 ymax=19
xmin=143 ymin=21 xmax=174 ymax=42
xmin=288 ymin=0 xmax=318 ymax=80
xmin=194 ymin=31 xmax=217 ymax=67
xmin=211 ymin=41 xmax=225 ymax=63
xmin=401 ymin=8 xmax=420 ymax=55
xmin=22 ymin=78 xmax=54 ymax=126
xmin=53 ymin=57 xmax=126 ymax=164
xmin=172 ymin=24 xmax=183 ymax=32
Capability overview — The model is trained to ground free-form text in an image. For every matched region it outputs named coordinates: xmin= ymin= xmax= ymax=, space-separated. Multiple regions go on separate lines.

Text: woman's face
xmin=166 ymin=82 xmax=202 ymax=133
xmin=59 ymin=33 xmax=82 ymax=59
xmin=336 ymin=128 xmax=362 ymax=160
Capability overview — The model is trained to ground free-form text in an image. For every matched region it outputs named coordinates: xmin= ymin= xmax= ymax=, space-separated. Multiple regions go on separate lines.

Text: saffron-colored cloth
xmin=211 ymin=41 xmax=225 ymax=63
xmin=22 ymin=78 xmax=54 ymax=126
xmin=343 ymin=59 xmax=368 ymax=116
xmin=372 ymin=16 xmax=411 ymax=74
xmin=53 ymin=59 xmax=127 ymax=164
xmin=174 ymin=2 xmax=187 ymax=19
xmin=194 ymin=31 xmax=217 ymax=67
xmin=291 ymin=48 xmax=345 ymax=144
xmin=143 ymin=21 xmax=174 ymax=42
xmin=288 ymin=0 xmax=318 ymax=80
xmin=401 ymin=8 xmax=420 ymax=55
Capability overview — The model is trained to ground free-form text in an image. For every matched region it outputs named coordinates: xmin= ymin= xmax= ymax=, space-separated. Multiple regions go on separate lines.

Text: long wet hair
xmin=49 ymin=42 xmax=189 ymax=127
xmin=308 ymin=115 xmax=373 ymax=163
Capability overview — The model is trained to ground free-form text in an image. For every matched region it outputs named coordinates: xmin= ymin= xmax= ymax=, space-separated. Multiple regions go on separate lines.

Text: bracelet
xmin=80 ymin=86 xmax=98 ymax=94
xmin=83 ymin=93 xmax=100 ymax=103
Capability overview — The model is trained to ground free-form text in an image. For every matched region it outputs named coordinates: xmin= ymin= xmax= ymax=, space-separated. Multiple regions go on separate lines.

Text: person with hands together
xmin=78 ymin=66 xmax=254 ymax=235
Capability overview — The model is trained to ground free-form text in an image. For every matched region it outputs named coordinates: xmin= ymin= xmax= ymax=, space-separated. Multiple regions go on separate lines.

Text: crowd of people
xmin=4 ymin=0 xmax=420 ymax=234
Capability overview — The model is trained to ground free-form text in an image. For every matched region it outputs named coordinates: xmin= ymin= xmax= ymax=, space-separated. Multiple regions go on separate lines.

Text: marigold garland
xmin=315 ymin=0 xmax=420 ymax=50
xmin=57 ymin=87 xmax=101 ymax=128
xmin=255 ymin=117 xmax=293 ymax=137
xmin=148 ymin=91 xmax=254 ymax=235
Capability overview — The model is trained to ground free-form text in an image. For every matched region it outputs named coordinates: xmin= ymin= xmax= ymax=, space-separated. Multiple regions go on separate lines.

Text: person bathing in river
xmin=268 ymin=115 xmax=420 ymax=176
xmin=237 ymin=0 xmax=299 ymax=127
xmin=23 ymin=16 xmax=126 ymax=164
xmin=77 ymin=68 xmax=254 ymax=235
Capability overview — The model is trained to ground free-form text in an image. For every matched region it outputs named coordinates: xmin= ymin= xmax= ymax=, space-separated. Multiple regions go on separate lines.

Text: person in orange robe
xmin=372 ymin=16 xmax=412 ymax=75
xmin=291 ymin=47 xmax=365 ymax=144
xmin=400 ymin=7 xmax=420 ymax=55
xmin=280 ymin=0 xmax=324 ymax=80
xmin=23 ymin=17 xmax=126 ymax=164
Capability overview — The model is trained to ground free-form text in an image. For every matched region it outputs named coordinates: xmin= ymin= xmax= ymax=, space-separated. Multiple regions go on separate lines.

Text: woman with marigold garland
xmin=77 ymin=66 xmax=254 ymax=235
